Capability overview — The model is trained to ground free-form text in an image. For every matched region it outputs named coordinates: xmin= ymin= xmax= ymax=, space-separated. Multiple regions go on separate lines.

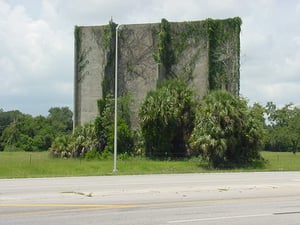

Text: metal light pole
xmin=113 ymin=24 xmax=122 ymax=173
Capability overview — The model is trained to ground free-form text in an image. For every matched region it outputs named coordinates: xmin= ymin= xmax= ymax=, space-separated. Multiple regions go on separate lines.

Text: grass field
xmin=0 ymin=151 xmax=299 ymax=178
xmin=261 ymin=151 xmax=300 ymax=171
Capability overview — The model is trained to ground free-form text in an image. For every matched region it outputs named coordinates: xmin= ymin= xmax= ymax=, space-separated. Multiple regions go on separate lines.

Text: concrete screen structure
xmin=74 ymin=18 xmax=241 ymax=128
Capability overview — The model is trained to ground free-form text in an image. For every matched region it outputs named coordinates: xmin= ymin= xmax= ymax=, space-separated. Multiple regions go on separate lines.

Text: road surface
xmin=1 ymin=172 xmax=300 ymax=224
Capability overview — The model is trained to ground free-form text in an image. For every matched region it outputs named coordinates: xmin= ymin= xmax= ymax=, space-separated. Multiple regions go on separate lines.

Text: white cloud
xmin=0 ymin=0 xmax=73 ymax=115
xmin=239 ymin=0 xmax=300 ymax=107
xmin=0 ymin=0 xmax=300 ymax=115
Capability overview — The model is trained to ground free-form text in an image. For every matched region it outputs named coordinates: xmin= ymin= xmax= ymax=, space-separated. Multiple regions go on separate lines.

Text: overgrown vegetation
xmin=139 ymin=79 xmax=195 ymax=158
xmin=1 ymin=151 xmax=300 ymax=178
xmin=0 ymin=107 xmax=73 ymax=152
xmin=102 ymin=20 xmax=117 ymax=99
xmin=95 ymin=95 xmax=134 ymax=156
xmin=2 ymin=97 xmax=298 ymax=170
xmin=207 ymin=17 xmax=241 ymax=93
xmin=189 ymin=91 xmax=264 ymax=168
xmin=139 ymin=82 xmax=266 ymax=168
xmin=264 ymin=102 xmax=300 ymax=153
xmin=3 ymin=17 xmax=299 ymax=173
xmin=153 ymin=18 xmax=175 ymax=76
xmin=48 ymin=95 xmax=134 ymax=160
xmin=152 ymin=17 xmax=241 ymax=90
xmin=74 ymin=26 xmax=91 ymax=82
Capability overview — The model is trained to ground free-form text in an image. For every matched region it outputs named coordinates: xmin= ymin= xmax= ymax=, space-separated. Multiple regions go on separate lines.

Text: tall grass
xmin=0 ymin=152 xmax=206 ymax=178
xmin=0 ymin=151 xmax=112 ymax=178
xmin=261 ymin=151 xmax=300 ymax=171
xmin=0 ymin=151 xmax=300 ymax=178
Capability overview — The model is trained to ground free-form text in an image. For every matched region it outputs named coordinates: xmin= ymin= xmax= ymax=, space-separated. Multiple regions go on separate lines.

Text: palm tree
xmin=139 ymin=79 xmax=194 ymax=158
xmin=190 ymin=91 xmax=264 ymax=167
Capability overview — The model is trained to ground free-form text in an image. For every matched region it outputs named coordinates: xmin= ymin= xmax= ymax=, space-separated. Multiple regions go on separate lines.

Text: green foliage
xmin=153 ymin=18 xmax=175 ymax=76
xmin=0 ymin=107 xmax=73 ymax=152
xmin=74 ymin=26 xmax=91 ymax=82
xmin=206 ymin=17 xmax=242 ymax=92
xmin=170 ymin=20 xmax=208 ymax=80
xmin=139 ymin=78 xmax=195 ymax=158
xmin=103 ymin=20 xmax=117 ymax=48
xmin=152 ymin=17 xmax=241 ymax=91
xmin=190 ymin=91 xmax=264 ymax=168
xmin=3 ymin=151 xmax=300 ymax=178
xmin=102 ymin=20 xmax=118 ymax=99
xmin=0 ymin=110 xmax=22 ymax=137
xmin=48 ymin=107 xmax=73 ymax=133
xmin=104 ymin=118 xmax=134 ymax=154
xmin=95 ymin=94 xmax=134 ymax=156
xmin=50 ymin=122 xmax=98 ymax=159
xmin=50 ymin=135 xmax=72 ymax=155
xmin=0 ymin=151 xmax=204 ymax=178
xmin=74 ymin=26 xmax=81 ymax=50
xmin=84 ymin=148 xmax=101 ymax=160
xmin=264 ymin=102 xmax=300 ymax=152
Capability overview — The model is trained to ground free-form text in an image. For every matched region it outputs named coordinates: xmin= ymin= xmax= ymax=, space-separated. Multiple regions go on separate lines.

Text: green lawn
xmin=0 ymin=152 xmax=207 ymax=178
xmin=261 ymin=151 xmax=300 ymax=171
xmin=0 ymin=151 xmax=299 ymax=178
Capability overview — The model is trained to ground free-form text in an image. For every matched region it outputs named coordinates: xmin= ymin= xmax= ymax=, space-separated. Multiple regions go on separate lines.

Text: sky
xmin=0 ymin=0 xmax=299 ymax=116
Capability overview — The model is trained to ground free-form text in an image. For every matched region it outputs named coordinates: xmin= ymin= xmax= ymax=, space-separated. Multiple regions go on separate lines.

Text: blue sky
xmin=1 ymin=0 xmax=300 ymax=115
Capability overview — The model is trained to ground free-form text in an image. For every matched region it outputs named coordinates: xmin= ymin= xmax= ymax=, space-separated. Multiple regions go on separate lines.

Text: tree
xmin=189 ymin=91 xmax=264 ymax=168
xmin=139 ymin=79 xmax=195 ymax=158
xmin=265 ymin=102 xmax=300 ymax=152
xmin=94 ymin=95 xmax=134 ymax=155
xmin=0 ymin=113 xmax=31 ymax=151
xmin=0 ymin=107 xmax=73 ymax=152
xmin=0 ymin=120 xmax=21 ymax=151
xmin=0 ymin=110 xmax=23 ymax=137
xmin=48 ymin=107 xmax=73 ymax=133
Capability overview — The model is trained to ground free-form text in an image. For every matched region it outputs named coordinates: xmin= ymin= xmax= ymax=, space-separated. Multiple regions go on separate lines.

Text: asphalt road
xmin=1 ymin=172 xmax=300 ymax=225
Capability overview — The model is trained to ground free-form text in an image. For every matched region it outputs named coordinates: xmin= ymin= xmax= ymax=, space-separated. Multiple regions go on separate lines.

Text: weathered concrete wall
xmin=211 ymin=20 xmax=240 ymax=95
xmin=168 ymin=21 xmax=210 ymax=99
xmin=74 ymin=18 xmax=241 ymax=128
xmin=74 ymin=26 xmax=107 ymax=126
xmin=118 ymin=23 xmax=160 ymax=128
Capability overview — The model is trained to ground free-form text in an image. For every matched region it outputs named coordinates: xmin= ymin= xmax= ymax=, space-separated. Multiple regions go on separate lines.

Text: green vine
xmin=171 ymin=21 xmax=208 ymax=80
xmin=96 ymin=21 xmax=134 ymax=154
xmin=153 ymin=18 xmax=175 ymax=77
xmin=102 ymin=21 xmax=117 ymax=99
xmin=152 ymin=17 xmax=241 ymax=92
xmin=207 ymin=17 xmax=242 ymax=92
xmin=173 ymin=21 xmax=207 ymax=62
xmin=74 ymin=26 xmax=81 ymax=52
xmin=75 ymin=26 xmax=91 ymax=82
xmin=95 ymin=17 xmax=241 ymax=129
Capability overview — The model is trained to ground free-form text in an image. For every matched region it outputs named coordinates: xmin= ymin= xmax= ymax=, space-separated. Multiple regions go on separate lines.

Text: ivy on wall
xmin=170 ymin=21 xmax=208 ymax=81
xmin=74 ymin=26 xmax=91 ymax=82
xmin=152 ymin=17 xmax=241 ymax=92
xmin=153 ymin=18 xmax=175 ymax=77
xmin=207 ymin=17 xmax=242 ymax=92
xmin=172 ymin=21 xmax=207 ymax=61
xmin=95 ymin=21 xmax=134 ymax=153
xmin=74 ymin=17 xmax=241 ymax=132
xmin=102 ymin=21 xmax=117 ymax=99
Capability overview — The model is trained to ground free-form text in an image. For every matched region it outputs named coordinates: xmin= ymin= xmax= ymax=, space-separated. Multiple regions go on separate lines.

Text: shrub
xmin=189 ymin=91 xmax=264 ymax=168
xmin=95 ymin=95 xmax=134 ymax=155
xmin=139 ymin=79 xmax=195 ymax=158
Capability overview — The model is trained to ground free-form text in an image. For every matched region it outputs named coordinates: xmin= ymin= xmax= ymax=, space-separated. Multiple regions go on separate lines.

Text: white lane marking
xmin=168 ymin=213 xmax=271 ymax=223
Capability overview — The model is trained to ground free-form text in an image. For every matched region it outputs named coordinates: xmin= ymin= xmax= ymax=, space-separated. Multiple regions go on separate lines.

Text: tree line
xmin=0 ymin=107 xmax=72 ymax=152
xmin=1 ymin=79 xmax=299 ymax=168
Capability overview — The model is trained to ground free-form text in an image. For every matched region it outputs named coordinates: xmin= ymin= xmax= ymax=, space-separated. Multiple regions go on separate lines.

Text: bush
xmin=95 ymin=95 xmax=134 ymax=155
xmin=139 ymin=79 xmax=195 ymax=158
xmin=85 ymin=148 xmax=101 ymax=160
xmin=189 ymin=91 xmax=264 ymax=168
